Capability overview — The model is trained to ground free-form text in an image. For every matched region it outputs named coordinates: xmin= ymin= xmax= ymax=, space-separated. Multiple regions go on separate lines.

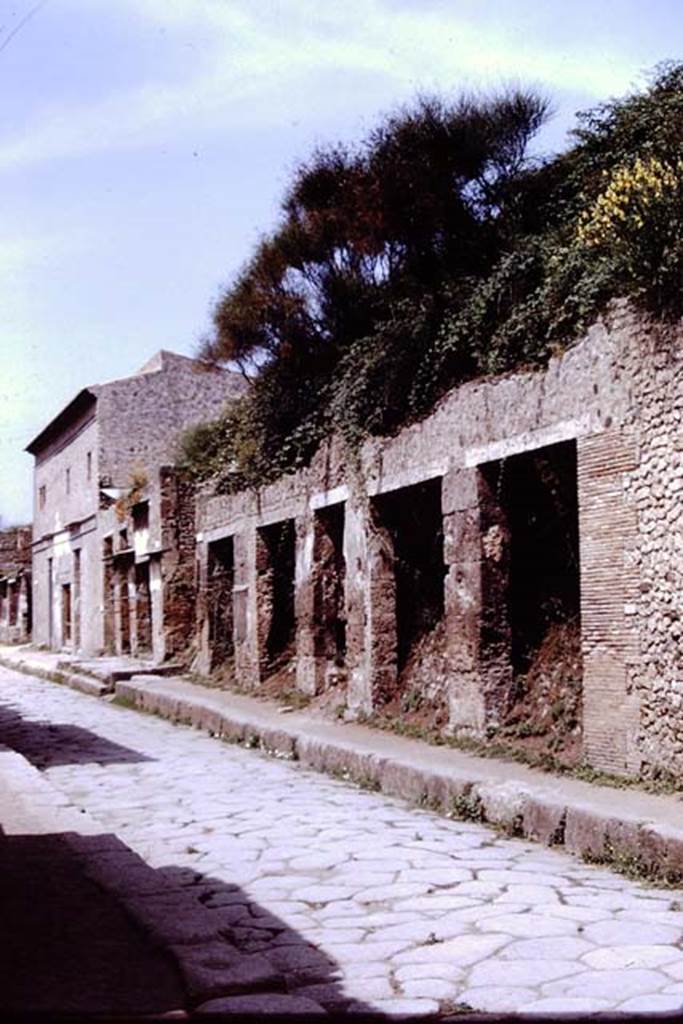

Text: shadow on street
xmin=0 ymin=828 xmax=384 ymax=1021
xmin=0 ymin=702 xmax=152 ymax=768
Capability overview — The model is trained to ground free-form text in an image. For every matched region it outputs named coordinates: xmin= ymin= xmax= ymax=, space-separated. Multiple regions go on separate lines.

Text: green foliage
xmin=182 ymin=64 xmax=683 ymax=491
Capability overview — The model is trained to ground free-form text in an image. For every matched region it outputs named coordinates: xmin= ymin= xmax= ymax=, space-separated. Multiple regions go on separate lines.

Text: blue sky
xmin=1 ymin=0 xmax=681 ymax=524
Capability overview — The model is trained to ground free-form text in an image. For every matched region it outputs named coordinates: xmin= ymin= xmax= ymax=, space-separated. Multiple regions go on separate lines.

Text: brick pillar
xmin=578 ymin=431 xmax=641 ymax=775
xmin=442 ymin=468 xmax=488 ymax=734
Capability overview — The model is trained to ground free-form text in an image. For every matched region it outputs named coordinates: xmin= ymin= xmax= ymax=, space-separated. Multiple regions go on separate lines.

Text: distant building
xmin=0 ymin=525 xmax=32 ymax=644
xmin=27 ymin=351 xmax=245 ymax=661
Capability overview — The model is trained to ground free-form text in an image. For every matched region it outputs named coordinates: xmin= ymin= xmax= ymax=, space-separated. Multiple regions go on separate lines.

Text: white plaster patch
xmin=310 ymin=485 xmax=349 ymax=510
xmin=366 ymin=463 xmax=448 ymax=497
xmin=464 ymin=416 xmax=591 ymax=468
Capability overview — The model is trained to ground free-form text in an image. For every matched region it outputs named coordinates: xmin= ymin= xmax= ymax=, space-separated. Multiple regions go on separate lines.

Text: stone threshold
xmin=2 ymin=644 xmax=682 ymax=887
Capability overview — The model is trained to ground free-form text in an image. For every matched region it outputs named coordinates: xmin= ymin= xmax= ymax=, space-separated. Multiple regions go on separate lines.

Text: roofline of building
xmin=25 ymin=387 xmax=99 ymax=455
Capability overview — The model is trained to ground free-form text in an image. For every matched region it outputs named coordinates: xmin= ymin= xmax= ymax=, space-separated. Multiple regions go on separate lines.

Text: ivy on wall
xmin=179 ymin=63 xmax=683 ymax=493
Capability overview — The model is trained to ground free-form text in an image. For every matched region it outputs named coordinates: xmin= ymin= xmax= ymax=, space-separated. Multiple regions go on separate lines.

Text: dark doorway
xmin=256 ymin=519 xmax=296 ymax=675
xmin=313 ymin=503 xmax=346 ymax=669
xmin=119 ymin=567 xmax=131 ymax=655
xmin=207 ymin=537 xmax=235 ymax=671
xmin=371 ymin=477 xmax=446 ymax=670
xmin=135 ymin=562 xmax=152 ymax=653
xmin=61 ymin=584 xmax=72 ymax=647
xmin=480 ymin=439 xmax=581 ymax=675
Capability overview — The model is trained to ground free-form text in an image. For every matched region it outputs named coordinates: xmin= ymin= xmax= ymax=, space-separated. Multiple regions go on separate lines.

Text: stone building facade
xmin=28 ymin=351 xmax=245 ymax=661
xmin=0 ymin=525 xmax=32 ymax=643
xmin=194 ymin=303 xmax=683 ymax=779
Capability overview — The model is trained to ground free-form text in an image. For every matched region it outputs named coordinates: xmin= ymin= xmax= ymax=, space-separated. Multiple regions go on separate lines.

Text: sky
xmin=1 ymin=0 xmax=681 ymax=525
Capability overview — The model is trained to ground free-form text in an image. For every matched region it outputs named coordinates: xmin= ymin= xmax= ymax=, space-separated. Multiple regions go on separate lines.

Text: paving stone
xmin=330 ymin=940 xmax=413 ymax=962
xmin=582 ymin=944 xmax=681 ymax=969
xmin=543 ymin=903 xmax=611 ymax=923
xmin=541 ymin=967 xmax=668 ymax=1001
xmin=582 ymin=919 xmax=683 ymax=946
xmin=361 ymin=918 xmax=467 ymax=945
xmin=393 ymin=963 xmax=465 ymax=983
xmin=468 ymin=958 xmax=582 ymax=987
xmin=337 ymin=962 xmax=391 ymax=980
xmin=293 ymin=884 xmax=361 ymax=903
xmin=522 ymin=996 xmax=612 ymax=1013
xmin=341 ymin=976 xmax=396 ymax=1000
xmin=477 ymin=912 xmax=579 ymax=937
xmin=496 ymin=884 xmax=562 ymax=904
xmin=400 ymin=978 xmax=460 ymax=999
xmin=171 ymin=941 xmax=283 ymax=1002
xmin=195 ymin=993 xmax=327 ymax=1015
xmin=354 ymin=882 xmax=432 ymax=902
xmin=478 ymin=869 xmax=567 ymax=887
xmin=391 ymin=933 xmax=509 ymax=967
xmin=396 ymin=867 xmax=472 ymax=885
xmin=437 ymin=902 xmax=528 ymax=924
xmin=361 ymin=997 xmax=440 ymax=1015
xmin=617 ymin=994 xmax=683 ymax=1011
xmin=457 ymin=986 xmax=537 ymax=1012
xmin=500 ymin=936 xmax=594 ymax=960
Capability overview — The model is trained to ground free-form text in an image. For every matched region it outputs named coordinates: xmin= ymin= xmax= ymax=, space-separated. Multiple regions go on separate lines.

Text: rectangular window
xmin=39 ymin=485 xmax=46 ymax=510
xmin=66 ymin=467 xmax=71 ymax=495
xmin=86 ymin=451 xmax=92 ymax=481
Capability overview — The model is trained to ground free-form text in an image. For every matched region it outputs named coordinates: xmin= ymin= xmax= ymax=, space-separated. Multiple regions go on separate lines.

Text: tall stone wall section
xmin=624 ymin=313 xmax=683 ymax=777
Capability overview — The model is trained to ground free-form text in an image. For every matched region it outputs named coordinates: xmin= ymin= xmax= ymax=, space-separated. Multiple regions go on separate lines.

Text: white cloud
xmin=0 ymin=0 xmax=639 ymax=172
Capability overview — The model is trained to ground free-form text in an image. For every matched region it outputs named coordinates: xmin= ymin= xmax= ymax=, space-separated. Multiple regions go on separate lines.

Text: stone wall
xmin=195 ymin=303 xmax=683 ymax=779
xmin=97 ymin=353 xmax=246 ymax=489
xmin=0 ymin=525 xmax=32 ymax=644
xmin=622 ymin=311 xmax=683 ymax=778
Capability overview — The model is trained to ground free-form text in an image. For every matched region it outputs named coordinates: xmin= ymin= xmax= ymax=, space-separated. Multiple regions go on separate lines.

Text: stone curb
xmin=115 ymin=675 xmax=683 ymax=887
xmin=0 ymin=651 xmax=111 ymax=697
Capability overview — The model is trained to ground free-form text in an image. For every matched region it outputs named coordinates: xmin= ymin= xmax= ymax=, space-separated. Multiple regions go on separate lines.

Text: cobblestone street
xmin=2 ymin=664 xmax=683 ymax=1017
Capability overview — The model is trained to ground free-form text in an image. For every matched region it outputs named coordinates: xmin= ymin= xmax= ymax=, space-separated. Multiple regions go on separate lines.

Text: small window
xmin=119 ymin=528 xmax=129 ymax=551
xmin=87 ymin=451 xmax=92 ymax=481
xmin=66 ymin=467 xmax=71 ymax=495
xmin=39 ymin=485 xmax=46 ymax=510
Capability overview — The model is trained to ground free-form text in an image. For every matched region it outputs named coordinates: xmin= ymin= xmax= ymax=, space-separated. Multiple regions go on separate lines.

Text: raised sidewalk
xmin=1 ymin=643 xmax=682 ymax=886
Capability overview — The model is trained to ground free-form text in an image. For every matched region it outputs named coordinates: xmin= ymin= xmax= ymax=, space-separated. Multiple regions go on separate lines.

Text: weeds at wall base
xmin=369 ymin=711 xmax=683 ymax=798
xmin=582 ymin=841 xmax=683 ymax=890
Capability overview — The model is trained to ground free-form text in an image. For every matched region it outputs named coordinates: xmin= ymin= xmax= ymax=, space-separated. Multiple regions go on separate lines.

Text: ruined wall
xmin=0 ymin=525 xmax=32 ymax=644
xmin=196 ymin=303 xmax=682 ymax=778
xmin=158 ymin=467 xmax=197 ymax=661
